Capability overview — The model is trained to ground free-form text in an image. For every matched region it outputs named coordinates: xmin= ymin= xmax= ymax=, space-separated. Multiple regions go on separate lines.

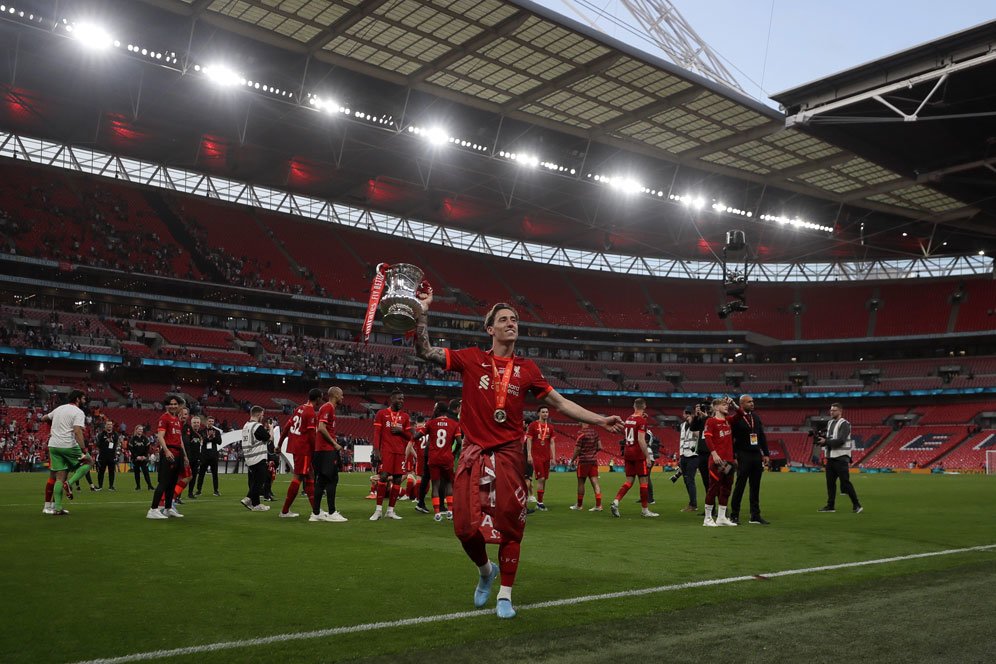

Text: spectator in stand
xmin=817 ymin=403 xmax=863 ymax=514
xmin=125 ymin=424 xmax=154 ymax=490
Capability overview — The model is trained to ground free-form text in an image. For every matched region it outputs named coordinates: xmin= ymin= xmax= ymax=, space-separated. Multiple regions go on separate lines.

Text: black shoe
xmin=729 ymin=515 xmax=740 ymax=524
xmin=749 ymin=516 xmax=770 ymax=525
xmin=526 ymin=507 xmax=536 ymax=515
xmin=188 ymin=494 xmax=198 ymax=500
xmin=817 ymin=506 xmax=835 ymax=513
xmin=195 ymin=491 xmax=202 ymax=496
xmin=109 ymin=487 xmax=116 ymax=492
xmin=853 ymin=506 xmax=863 ymax=514
xmin=135 ymin=487 xmax=141 ymax=491
xmin=414 ymin=504 xmax=430 ymax=514
xmin=213 ymin=492 xmax=221 ymax=497
xmin=175 ymin=496 xmax=184 ymax=505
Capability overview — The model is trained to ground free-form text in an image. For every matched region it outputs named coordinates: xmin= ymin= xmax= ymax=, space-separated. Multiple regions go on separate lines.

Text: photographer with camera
xmin=702 ymin=397 xmax=737 ymax=527
xmin=728 ymin=395 xmax=770 ymax=525
xmin=675 ymin=406 xmax=704 ymax=513
xmin=817 ymin=403 xmax=863 ymax=514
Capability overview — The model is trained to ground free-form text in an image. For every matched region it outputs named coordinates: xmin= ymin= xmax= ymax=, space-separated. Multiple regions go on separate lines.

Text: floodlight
xmin=693 ymin=197 xmax=705 ymax=210
xmin=203 ymin=64 xmax=241 ymax=87
xmin=71 ymin=22 xmax=114 ymax=50
xmin=425 ymin=127 xmax=448 ymax=145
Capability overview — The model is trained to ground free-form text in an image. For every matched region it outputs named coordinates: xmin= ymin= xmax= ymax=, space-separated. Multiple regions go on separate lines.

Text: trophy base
xmin=382 ymin=303 xmax=419 ymax=332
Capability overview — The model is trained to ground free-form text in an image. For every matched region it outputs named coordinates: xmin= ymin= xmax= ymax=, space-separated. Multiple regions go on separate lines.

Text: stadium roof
xmin=0 ymin=0 xmax=992 ymax=264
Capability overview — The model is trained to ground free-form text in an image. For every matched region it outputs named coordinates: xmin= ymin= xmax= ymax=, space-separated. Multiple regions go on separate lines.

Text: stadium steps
xmin=638 ymin=283 xmax=667 ymax=329
xmin=143 ymin=190 xmax=226 ymax=282
xmin=486 ymin=264 xmax=547 ymax=323
xmin=251 ymin=212 xmax=308 ymax=283
xmin=854 ymin=428 xmax=898 ymax=466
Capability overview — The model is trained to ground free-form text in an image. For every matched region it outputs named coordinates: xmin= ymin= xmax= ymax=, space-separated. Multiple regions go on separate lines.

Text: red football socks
xmin=432 ymin=496 xmax=441 ymax=514
xmin=304 ymin=479 xmax=315 ymax=507
xmin=375 ymin=481 xmax=387 ymax=506
xmin=282 ymin=478 xmax=301 ymax=513
xmin=461 ymin=533 xmax=488 ymax=567
xmin=595 ymin=492 xmax=602 ymax=507
xmin=45 ymin=478 xmax=55 ymax=502
xmin=388 ymin=483 xmax=400 ymax=508
xmin=498 ymin=541 xmax=521 ymax=587
xmin=639 ymin=482 xmax=649 ymax=509
xmin=615 ymin=481 xmax=633 ymax=502
xmin=537 ymin=489 xmax=545 ymax=503
xmin=576 ymin=494 xmax=584 ymax=508
xmin=405 ymin=477 xmax=415 ymax=500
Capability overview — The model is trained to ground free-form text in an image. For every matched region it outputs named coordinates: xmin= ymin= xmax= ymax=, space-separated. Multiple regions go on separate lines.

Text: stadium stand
xmin=860 ymin=426 xmax=968 ymax=468
xmin=936 ymin=430 xmax=996 ymax=469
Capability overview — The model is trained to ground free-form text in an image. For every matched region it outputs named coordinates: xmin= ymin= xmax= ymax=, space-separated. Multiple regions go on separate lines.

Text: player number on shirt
xmin=625 ymin=427 xmax=635 ymax=446
xmin=289 ymin=414 xmax=302 ymax=436
xmin=435 ymin=428 xmax=448 ymax=448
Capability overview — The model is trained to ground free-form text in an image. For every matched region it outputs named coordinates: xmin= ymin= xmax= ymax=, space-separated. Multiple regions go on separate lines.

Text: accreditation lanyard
xmin=490 ymin=355 xmax=515 ymax=412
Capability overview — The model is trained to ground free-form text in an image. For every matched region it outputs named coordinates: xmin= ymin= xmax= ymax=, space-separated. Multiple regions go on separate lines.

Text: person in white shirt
xmin=239 ymin=407 xmax=273 ymax=512
xmin=42 ymin=390 xmax=92 ymax=516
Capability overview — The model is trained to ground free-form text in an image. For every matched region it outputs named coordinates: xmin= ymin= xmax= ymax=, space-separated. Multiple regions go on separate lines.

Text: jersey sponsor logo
xmin=900 ymin=434 xmax=950 ymax=451
xmin=479 ymin=375 xmax=490 ymax=390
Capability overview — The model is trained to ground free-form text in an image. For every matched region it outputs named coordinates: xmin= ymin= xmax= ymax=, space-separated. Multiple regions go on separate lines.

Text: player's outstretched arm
xmin=542 ymin=389 xmax=624 ymax=433
xmin=413 ymin=295 xmax=446 ymax=367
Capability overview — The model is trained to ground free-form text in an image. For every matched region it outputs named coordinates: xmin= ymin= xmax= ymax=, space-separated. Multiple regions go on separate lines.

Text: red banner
xmin=361 ymin=263 xmax=389 ymax=343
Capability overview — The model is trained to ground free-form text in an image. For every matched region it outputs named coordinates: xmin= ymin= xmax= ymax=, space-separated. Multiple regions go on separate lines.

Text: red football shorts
xmin=180 ymin=464 xmax=192 ymax=480
xmin=428 ymin=462 xmax=454 ymax=483
xmin=533 ymin=458 xmax=551 ymax=480
xmin=453 ymin=440 xmax=527 ymax=545
xmin=624 ymin=458 xmax=648 ymax=477
xmin=292 ymin=451 xmax=312 ymax=475
xmin=576 ymin=462 xmax=598 ymax=478
xmin=380 ymin=450 xmax=404 ymax=476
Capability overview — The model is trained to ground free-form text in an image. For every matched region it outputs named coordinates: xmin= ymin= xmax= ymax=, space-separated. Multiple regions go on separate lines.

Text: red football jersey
xmin=285 ymin=402 xmax=317 ymax=455
xmin=445 ymin=348 xmax=553 ymax=450
xmin=526 ymin=420 xmax=554 ymax=462
xmin=622 ymin=412 xmax=648 ymax=461
xmin=704 ymin=416 xmax=734 ymax=461
xmin=157 ymin=412 xmax=183 ymax=451
xmin=574 ymin=428 xmax=601 ymax=465
xmin=373 ymin=408 xmax=411 ymax=454
xmin=315 ymin=402 xmax=337 ymax=452
xmin=425 ymin=416 xmax=461 ymax=466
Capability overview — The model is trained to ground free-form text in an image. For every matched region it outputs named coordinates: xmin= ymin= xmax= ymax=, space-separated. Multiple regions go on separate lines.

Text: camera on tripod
xmin=669 ymin=468 xmax=683 ymax=483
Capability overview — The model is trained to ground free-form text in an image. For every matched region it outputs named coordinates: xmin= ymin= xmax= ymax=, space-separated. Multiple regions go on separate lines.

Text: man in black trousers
xmin=126 ymin=424 xmax=154 ymax=490
xmin=95 ymin=419 xmax=122 ymax=491
xmin=728 ymin=394 xmax=770 ymax=525
xmin=195 ymin=425 xmax=222 ymax=497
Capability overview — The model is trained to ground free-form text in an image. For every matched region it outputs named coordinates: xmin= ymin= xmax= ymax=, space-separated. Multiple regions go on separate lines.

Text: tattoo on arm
xmin=414 ymin=314 xmax=446 ymax=366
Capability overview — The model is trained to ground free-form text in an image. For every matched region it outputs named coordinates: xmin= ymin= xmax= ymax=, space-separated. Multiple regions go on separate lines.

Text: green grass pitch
xmin=1 ymin=471 xmax=994 ymax=663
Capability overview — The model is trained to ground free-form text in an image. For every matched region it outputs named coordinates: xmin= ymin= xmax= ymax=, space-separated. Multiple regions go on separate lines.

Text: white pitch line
xmin=71 ymin=543 xmax=996 ymax=664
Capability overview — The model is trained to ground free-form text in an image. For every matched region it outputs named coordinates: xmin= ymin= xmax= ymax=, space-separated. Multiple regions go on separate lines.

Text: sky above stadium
xmin=535 ymin=0 xmax=995 ymax=104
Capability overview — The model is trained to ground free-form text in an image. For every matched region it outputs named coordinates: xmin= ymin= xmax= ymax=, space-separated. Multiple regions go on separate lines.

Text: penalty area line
xmin=72 ymin=543 xmax=996 ymax=664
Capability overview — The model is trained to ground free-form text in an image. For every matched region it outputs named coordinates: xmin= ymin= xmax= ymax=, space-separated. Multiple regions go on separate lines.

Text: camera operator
xmin=692 ymin=402 xmax=710 ymax=511
xmin=817 ymin=403 xmax=863 ymax=514
xmin=728 ymin=395 xmax=770 ymax=525
xmin=676 ymin=406 xmax=704 ymax=512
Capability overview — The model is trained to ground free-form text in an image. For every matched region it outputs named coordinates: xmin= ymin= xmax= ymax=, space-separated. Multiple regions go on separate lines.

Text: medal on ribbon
xmin=491 ymin=355 xmax=514 ymax=424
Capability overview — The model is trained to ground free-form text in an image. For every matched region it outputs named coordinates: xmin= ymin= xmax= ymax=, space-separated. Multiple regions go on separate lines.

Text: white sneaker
xmin=528 ymin=496 xmax=537 ymax=504
xmin=385 ymin=509 xmax=403 ymax=520
xmin=370 ymin=509 xmax=382 ymax=521
xmin=326 ymin=511 xmax=348 ymax=522
xmin=146 ymin=508 xmax=169 ymax=520
xmin=589 ymin=506 xmax=603 ymax=512
xmin=569 ymin=504 xmax=581 ymax=511
xmin=166 ymin=507 xmax=184 ymax=518
xmin=398 ymin=495 xmax=410 ymax=501
xmin=642 ymin=509 xmax=660 ymax=518
xmin=251 ymin=504 xmax=270 ymax=512
xmin=309 ymin=511 xmax=328 ymax=522
xmin=434 ymin=513 xmax=444 ymax=522
xmin=703 ymin=518 xmax=718 ymax=527
xmin=240 ymin=497 xmax=252 ymax=510
xmin=42 ymin=502 xmax=54 ymax=515
xmin=445 ymin=511 xmax=453 ymax=520
xmin=716 ymin=516 xmax=738 ymax=527
xmin=279 ymin=511 xmax=299 ymax=518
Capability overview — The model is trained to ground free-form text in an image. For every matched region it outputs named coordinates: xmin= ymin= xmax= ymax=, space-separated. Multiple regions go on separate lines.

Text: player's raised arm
xmin=414 ymin=291 xmax=446 ymax=367
xmin=541 ymin=389 xmax=623 ymax=433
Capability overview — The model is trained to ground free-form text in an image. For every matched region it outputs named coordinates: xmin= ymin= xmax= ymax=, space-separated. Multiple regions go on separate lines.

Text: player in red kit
xmin=525 ymin=406 xmax=556 ymax=511
xmin=703 ymin=397 xmax=737 ymax=527
xmin=146 ymin=395 xmax=189 ymax=519
xmin=416 ymin=399 xmax=462 ymax=522
xmin=278 ymin=388 xmax=321 ymax=518
xmin=570 ymin=422 xmax=603 ymax=511
xmin=312 ymin=386 xmax=347 ymax=522
xmin=610 ymin=398 xmax=659 ymax=518
xmin=404 ymin=415 xmax=428 ymax=506
xmin=371 ymin=389 xmax=412 ymax=521
xmin=415 ymin=296 xmax=623 ymax=619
